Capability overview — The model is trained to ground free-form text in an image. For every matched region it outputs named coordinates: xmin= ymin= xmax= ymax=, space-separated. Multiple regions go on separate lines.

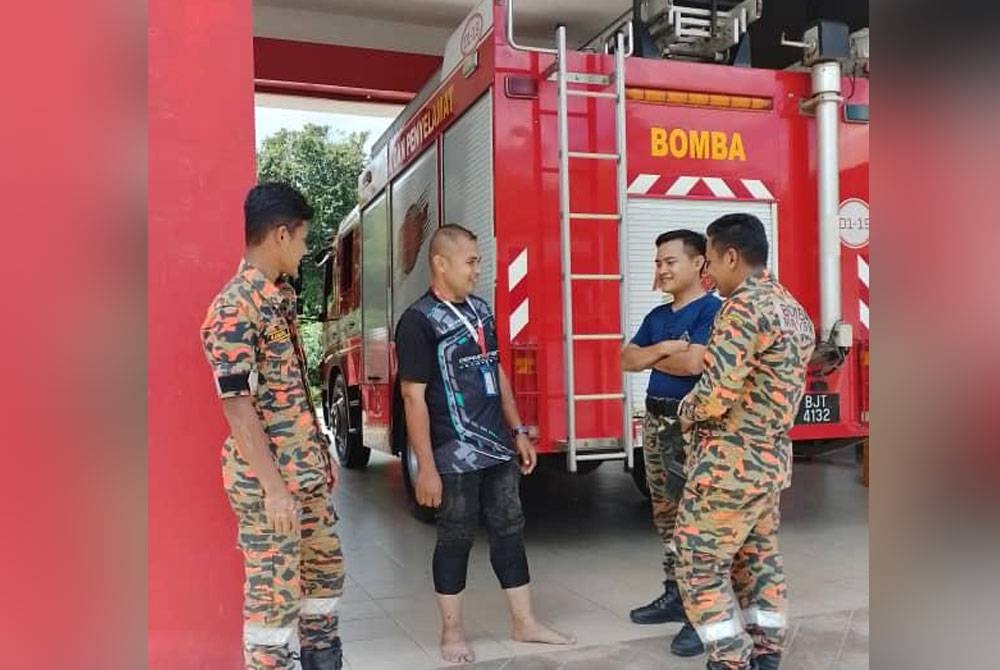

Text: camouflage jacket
xmin=678 ymin=270 xmax=815 ymax=491
xmin=200 ymin=260 xmax=330 ymax=496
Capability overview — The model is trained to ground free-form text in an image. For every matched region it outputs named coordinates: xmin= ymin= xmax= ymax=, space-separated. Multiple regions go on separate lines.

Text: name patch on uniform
xmin=773 ymin=300 xmax=813 ymax=336
xmin=265 ymin=326 xmax=291 ymax=344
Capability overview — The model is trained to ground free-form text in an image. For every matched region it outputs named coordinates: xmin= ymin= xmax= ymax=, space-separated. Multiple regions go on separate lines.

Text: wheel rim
xmin=330 ymin=387 xmax=348 ymax=460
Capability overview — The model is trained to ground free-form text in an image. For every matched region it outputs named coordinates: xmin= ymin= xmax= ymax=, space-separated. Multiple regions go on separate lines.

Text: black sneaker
xmin=670 ymin=621 xmax=706 ymax=657
xmin=301 ymin=639 xmax=343 ymax=670
xmin=629 ymin=580 xmax=687 ymax=624
xmin=752 ymin=652 xmax=781 ymax=670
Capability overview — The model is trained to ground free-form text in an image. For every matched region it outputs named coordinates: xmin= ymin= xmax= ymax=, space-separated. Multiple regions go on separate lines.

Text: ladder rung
xmin=567 ymin=90 xmax=618 ymax=99
xmin=679 ymin=17 xmax=713 ymax=26
xmin=575 ymin=452 xmax=628 ymax=462
xmin=564 ymin=72 xmax=611 ymax=85
xmin=574 ymin=393 xmax=626 ymax=401
xmin=677 ymin=27 xmax=712 ymax=38
xmin=569 ymin=212 xmax=621 ymax=220
xmin=571 ymin=274 xmax=622 ymax=281
xmin=572 ymin=333 xmax=624 ymax=341
xmin=568 ymin=151 xmax=619 ymax=161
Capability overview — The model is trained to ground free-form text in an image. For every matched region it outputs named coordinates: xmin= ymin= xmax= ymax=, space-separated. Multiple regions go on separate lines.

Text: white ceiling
xmin=254 ymin=0 xmax=631 ymax=54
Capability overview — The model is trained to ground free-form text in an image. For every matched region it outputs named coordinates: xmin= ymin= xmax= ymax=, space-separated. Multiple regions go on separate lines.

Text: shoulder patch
xmin=772 ymin=298 xmax=813 ymax=336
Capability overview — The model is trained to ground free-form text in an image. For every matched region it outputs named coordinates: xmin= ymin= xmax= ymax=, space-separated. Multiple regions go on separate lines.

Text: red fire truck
xmin=319 ymin=0 xmax=870 ymax=518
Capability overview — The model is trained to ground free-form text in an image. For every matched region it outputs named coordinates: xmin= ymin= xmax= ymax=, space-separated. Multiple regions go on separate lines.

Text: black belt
xmin=645 ymin=396 xmax=681 ymax=417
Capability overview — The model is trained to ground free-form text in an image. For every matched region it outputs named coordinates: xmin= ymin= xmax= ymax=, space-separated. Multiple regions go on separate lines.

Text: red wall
xmin=148 ymin=0 xmax=255 ymax=666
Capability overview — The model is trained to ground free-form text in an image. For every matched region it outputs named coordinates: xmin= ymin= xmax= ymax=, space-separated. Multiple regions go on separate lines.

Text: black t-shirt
xmin=395 ymin=291 xmax=514 ymax=473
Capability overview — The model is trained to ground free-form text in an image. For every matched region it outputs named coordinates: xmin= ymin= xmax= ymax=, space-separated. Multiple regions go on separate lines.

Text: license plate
xmin=795 ymin=393 xmax=840 ymax=425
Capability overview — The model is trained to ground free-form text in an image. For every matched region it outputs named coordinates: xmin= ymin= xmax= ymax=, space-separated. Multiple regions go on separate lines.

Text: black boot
xmin=300 ymin=639 xmax=343 ymax=670
xmin=752 ymin=652 xmax=781 ymax=670
xmin=629 ymin=580 xmax=687 ymax=624
xmin=670 ymin=621 xmax=706 ymax=657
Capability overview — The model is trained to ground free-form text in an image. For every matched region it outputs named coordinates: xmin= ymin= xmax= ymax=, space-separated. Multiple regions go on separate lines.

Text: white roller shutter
xmin=624 ymin=198 xmax=778 ymax=415
xmin=442 ymin=91 xmax=495 ymax=307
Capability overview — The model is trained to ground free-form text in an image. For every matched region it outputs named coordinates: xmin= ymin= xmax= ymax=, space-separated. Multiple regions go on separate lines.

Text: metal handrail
xmin=506 ymin=0 xmax=557 ymax=54
xmin=506 ymin=0 xmax=635 ymax=58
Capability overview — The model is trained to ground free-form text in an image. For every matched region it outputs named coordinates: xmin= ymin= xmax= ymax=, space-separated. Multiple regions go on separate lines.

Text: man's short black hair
xmin=706 ymin=213 xmax=768 ymax=267
xmin=429 ymin=223 xmax=478 ymax=261
xmin=244 ymin=182 xmax=314 ymax=246
xmin=655 ymin=229 xmax=707 ymax=258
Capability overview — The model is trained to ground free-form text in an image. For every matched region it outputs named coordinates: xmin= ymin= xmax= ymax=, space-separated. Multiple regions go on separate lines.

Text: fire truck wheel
xmin=630 ymin=448 xmax=651 ymax=499
xmin=572 ymin=459 xmax=603 ymax=474
xmin=330 ymin=375 xmax=370 ymax=469
xmin=401 ymin=440 xmax=437 ymax=524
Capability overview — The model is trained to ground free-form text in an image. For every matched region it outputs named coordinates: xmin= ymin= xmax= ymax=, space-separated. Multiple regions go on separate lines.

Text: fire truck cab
xmin=320 ymin=0 xmax=870 ymax=519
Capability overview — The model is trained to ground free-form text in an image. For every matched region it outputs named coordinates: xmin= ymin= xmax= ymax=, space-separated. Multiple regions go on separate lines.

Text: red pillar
xmin=148 ymin=1 xmax=255 ymax=666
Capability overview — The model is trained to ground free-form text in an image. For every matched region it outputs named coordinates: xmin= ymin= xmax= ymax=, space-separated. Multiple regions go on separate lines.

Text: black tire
xmin=536 ymin=453 xmax=603 ymax=474
xmin=573 ymin=459 xmax=604 ymax=474
xmin=400 ymin=438 xmax=437 ymax=524
xmin=329 ymin=375 xmax=370 ymax=469
xmin=631 ymin=448 xmax=651 ymax=499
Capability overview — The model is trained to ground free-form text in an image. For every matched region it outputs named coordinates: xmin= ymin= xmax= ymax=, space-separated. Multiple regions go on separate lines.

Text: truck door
xmin=361 ymin=192 xmax=392 ymax=452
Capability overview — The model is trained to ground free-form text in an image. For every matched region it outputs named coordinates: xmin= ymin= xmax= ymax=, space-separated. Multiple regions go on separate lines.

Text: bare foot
xmin=440 ymin=628 xmax=475 ymax=664
xmin=511 ymin=619 xmax=576 ymax=646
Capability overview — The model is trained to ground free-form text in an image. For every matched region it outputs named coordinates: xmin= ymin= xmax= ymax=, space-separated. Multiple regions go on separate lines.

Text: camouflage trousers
xmin=641 ymin=410 xmax=688 ymax=580
xmin=229 ymin=483 xmax=346 ymax=670
xmin=675 ymin=482 xmax=786 ymax=669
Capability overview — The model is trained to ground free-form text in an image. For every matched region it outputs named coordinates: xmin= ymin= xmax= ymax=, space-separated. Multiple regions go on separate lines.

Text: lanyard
xmin=434 ymin=289 xmax=487 ymax=355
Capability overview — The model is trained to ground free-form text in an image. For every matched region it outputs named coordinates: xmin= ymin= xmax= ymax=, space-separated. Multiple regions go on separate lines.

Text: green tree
xmin=257 ymin=124 xmax=368 ymax=319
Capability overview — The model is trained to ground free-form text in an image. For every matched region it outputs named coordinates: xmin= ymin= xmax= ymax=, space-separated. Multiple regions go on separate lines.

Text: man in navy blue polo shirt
xmin=622 ymin=229 xmax=721 ymax=657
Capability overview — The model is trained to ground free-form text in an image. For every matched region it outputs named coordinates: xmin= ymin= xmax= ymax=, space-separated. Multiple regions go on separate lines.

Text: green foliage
xmin=257 ymin=124 xmax=368 ymax=318
xmin=299 ymin=319 xmax=324 ymax=389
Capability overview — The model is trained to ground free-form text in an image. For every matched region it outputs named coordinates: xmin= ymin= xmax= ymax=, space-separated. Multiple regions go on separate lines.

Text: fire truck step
xmin=567 ymin=90 xmax=618 ymax=99
xmin=569 ymin=212 xmax=620 ymax=220
xmin=574 ymin=393 xmax=626 ymax=401
xmin=571 ymin=273 xmax=623 ymax=281
xmin=572 ymin=333 xmax=624 ymax=341
xmin=575 ymin=451 xmax=627 ymax=462
xmin=568 ymin=151 xmax=619 ymax=161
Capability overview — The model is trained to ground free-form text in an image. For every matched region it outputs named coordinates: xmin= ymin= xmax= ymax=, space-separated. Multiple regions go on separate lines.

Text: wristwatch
xmin=512 ymin=425 xmax=531 ymax=438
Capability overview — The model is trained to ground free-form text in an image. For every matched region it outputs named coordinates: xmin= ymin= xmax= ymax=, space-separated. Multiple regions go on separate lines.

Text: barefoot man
xmin=395 ymin=224 xmax=575 ymax=664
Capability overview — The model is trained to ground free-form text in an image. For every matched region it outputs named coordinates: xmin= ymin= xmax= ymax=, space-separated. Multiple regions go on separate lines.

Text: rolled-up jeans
xmin=433 ymin=458 xmax=530 ymax=595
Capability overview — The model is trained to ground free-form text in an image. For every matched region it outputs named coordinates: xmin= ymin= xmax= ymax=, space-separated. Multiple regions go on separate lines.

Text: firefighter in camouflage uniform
xmin=677 ymin=213 xmax=816 ymax=670
xmin=621 ymin=229 xmax=721 ymax=658
xmin=201 ymin=183 xmax=345 ymax=670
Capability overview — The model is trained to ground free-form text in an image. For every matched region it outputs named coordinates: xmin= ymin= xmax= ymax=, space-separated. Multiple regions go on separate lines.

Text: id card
xmin=482 ymin=367 xmax=498 ymax=396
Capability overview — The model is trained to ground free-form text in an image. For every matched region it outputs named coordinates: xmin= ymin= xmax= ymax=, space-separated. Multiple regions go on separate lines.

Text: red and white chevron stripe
xmin=508 ymin=248 xmax=529 ymax=341
xmin=627 ymin=173 xmax=775 ymax=201
xmin=858 ymin=253 xmax=869 ymax=331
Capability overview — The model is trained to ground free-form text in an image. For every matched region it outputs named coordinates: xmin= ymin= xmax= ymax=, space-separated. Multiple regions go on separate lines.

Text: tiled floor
xmin=330 ymin=447 xmax=869 ymax=669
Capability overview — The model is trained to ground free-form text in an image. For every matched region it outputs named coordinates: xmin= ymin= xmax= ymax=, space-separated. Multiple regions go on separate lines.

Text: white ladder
xmin=554 ymin=26 xmax=633 ymax=473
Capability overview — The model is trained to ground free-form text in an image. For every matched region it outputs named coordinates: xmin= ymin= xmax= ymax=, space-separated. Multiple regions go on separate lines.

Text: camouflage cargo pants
xmin=229 ymin=484 xmax=346 ymax=670
xmin=641 ymin=411 xmax=688 ymax=580
xmin=675 ymin=482 xmax=786 ymax=669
